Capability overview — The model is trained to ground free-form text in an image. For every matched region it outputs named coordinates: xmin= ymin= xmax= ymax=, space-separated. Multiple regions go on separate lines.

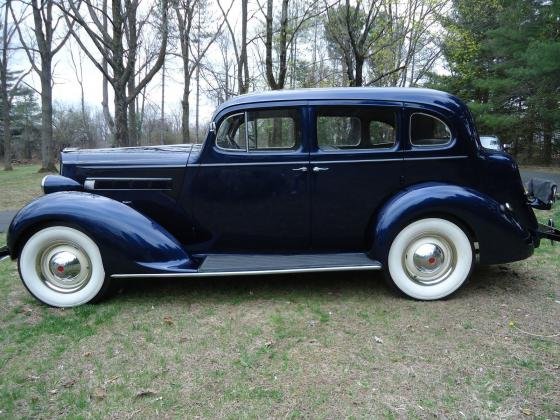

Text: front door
xmin=309 ymin=102 xmax=404 ymax=251
xmin=191 ymin=106 xmax=311 ymax=252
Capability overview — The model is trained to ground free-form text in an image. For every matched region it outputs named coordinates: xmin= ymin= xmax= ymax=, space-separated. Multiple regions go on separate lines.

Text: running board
xmin=111 ymin=253 xmax=382 ymax=278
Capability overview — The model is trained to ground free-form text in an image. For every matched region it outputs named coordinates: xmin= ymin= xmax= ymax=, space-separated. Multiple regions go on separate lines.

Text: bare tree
xmin=324 ymin=0 xmax=397 ymax=87
xmin=217 ymin=0 xmax=250 ymax=94
xmin=261 ymin=0 xmax=320 ymax=90
xmin=64 ymin=0 xmax=169 ymax=147
xmin=173 ymin=0 xmax=225 ymax=143
xmin=10 ymin=0 xmax=72 ymax=171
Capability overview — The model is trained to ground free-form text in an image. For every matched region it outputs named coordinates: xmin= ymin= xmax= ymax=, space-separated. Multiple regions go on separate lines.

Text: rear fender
xmin=7 ymin=192 xmax=196 ymax=275
xmin=369 ymin=182 xmax=534 ymax=265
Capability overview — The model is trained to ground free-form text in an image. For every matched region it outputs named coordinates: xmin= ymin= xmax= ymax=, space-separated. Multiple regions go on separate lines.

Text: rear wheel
xmin=387 ymin=218 xmax=473 ymax=300
xmin=18 ymin=226 xmax=109 ymax=307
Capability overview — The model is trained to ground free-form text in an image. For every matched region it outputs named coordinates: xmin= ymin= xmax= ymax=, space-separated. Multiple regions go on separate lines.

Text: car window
xmin=410 ymin=113 xmax=451 ymax=147
xmin=317 ymin=116 xmax=361 ymax=148
xmin=216 ymin=109 xmax=299 ymax=152
xmin=216 ymin=113 xmax=247 ymax=151
xmin=317 ymin=108 xmax=397 ymax=151
xmin=247 ymin=109 xmax=298 ymax=151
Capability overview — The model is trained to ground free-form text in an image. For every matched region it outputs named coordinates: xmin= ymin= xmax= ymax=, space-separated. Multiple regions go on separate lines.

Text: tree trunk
xmin=114 ymin=87 xmax=129 ymax=147
xmin=181 ymin=82 xmax=190 ymax=144
xmin=127 ymin=77 xmax=138 ymax=146
xmin=354 ymin=55 xmax=364 ymax=87
xmin=2 ymin=77 xmax=12 ymax=171
xmin=238 ymin=0 xmax=249 ymax=94
xmin=39 ymin=62 xmax=56 ymax=172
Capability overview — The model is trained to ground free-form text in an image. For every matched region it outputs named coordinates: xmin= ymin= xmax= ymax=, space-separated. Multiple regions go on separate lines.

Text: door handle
xmin=292 ymin=166 xmax=308 ymax=172
xmin=312 ymin=166 xmax=329 ymax=172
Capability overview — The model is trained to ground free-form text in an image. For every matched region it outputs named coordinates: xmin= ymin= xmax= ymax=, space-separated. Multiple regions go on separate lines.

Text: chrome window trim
xmin=409 ymin=112 xmax=453 ymax=148
xmin=215 ymin=112 xmax=246 ymax=152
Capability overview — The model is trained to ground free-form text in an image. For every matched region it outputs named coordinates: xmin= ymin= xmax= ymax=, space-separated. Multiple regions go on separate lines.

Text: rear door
xmin=309 ymin=102 xmax=404 ymax=251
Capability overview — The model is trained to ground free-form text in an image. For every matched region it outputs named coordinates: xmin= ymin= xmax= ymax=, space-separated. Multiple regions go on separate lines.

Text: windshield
xmin=480 ymin=136 xmax=501 ymax=150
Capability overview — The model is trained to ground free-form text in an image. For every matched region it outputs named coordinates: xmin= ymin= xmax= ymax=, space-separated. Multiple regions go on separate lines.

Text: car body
xmin=3 ymin=87 xmax=558 ymax=307
xmin=479 ymin=135 xmax=504 ymax=151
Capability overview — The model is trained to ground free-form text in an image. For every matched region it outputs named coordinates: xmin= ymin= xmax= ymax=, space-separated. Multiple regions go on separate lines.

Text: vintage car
xmin=1 ymin=88 xmax=559 ymax=307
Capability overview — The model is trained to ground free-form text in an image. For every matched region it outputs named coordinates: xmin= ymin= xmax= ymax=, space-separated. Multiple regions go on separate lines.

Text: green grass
xmin=0 ymin=171 xmax=558 ymax=417
xmin=0 ymin=164 xmax=53 ymax=211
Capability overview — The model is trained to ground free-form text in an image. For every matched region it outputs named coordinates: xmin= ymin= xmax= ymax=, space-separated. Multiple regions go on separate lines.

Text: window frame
xmin=215 ymin=112 xmax=248 ymax=152
xmin=214 ymin=109 xmax=301 ymax=154
xmin=409 ymin=112 xmax=453 ymax=148
xmin=315 ymin=106 xmax=399 ymax=153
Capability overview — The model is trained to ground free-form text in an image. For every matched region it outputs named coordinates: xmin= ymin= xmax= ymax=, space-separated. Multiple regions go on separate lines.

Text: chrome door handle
xmin=312 ymin=166 xmax=329 ymax=172
xmin=292 ymin=166 xmax=308 ymax=172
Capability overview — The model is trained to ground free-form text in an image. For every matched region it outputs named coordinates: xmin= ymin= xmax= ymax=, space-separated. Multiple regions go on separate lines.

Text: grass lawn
xmin=0 ymin=176 xmax=558 ymax=417
xmin=0 ymin=165 xmax=54 ymax=211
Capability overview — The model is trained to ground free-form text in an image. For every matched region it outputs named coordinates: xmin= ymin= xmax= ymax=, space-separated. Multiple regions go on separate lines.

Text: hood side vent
xmin=84 ymin=177 xmax=173 ymax=191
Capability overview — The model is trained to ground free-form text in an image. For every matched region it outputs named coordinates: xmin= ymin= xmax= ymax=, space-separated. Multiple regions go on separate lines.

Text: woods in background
xmin=0 ymin=0 xmax=559 ymax=170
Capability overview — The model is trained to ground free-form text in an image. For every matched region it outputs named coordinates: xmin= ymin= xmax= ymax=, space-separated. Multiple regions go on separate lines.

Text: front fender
xmin=7 ymin=192 xmax=196 ymax=275
xmin=370 ymin=182 xmax=534 ymax=265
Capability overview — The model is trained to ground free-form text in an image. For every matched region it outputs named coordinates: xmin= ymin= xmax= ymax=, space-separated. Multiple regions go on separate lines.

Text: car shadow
xmin=108 ymin=263 xmax=531 ymax=304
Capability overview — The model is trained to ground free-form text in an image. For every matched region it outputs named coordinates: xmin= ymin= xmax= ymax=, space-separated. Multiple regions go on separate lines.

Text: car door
xmin=191 ymin=105 xmax=311 ymax=252
xmin=309 ymin=102 xmax=404 ymax=251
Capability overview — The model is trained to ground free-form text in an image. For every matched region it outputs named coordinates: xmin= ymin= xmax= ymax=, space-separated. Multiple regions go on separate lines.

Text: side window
xmin=317 ymin=108 xmax=397 ymax=151
xmin=369 ymin=121 xmax=395 ymax=147
xmin=216 ymin=109 xmax=299 ymax=152
xmin=247 ymin=109 xmax=298 ymax=151
xmin=216 ymin=113 xmax=247 ymax=150
xmin=317 ymin=116 xmax=361 ymax=148
xmin=410 ymin=113 xmax=452 ymax=147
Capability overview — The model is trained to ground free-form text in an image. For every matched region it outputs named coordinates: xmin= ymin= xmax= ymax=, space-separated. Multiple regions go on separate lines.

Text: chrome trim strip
xmin=84 ymin=177 xmax=173 ymax=191
xmin=405 ymin=155 xmax=468 ymax=161
xmin=199 ymin=161 xmax=308 ymax=167
xmin=41 ymin=175 xmax=48 ymax=192
xmin=0 ymin=255 xmax=10 ymax=262
xmin=198 ymin=155 xmax=467 ymax=168
xmin=79 ymin=165 xmax=185 ymax=169
xmin=111 ymin=264 xmax=382 ymax=278
xmin=312 ymin=158 xmax=402 ymax=164
xmin=85 ymin=177 xmax=173 ymax=181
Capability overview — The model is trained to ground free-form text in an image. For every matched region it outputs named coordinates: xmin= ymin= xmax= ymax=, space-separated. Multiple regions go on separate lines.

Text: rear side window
xmin=216 ymin=109 xmax=299 ymax=152
xmin=410 ymin=113 xmax=451 ymax=147
xmin=317 ymin=108 xmax=397 ymax=151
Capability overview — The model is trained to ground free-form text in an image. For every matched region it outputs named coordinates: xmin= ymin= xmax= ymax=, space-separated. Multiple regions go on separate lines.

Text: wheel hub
xmin=37 ymin=243 xmax=92 ymax=293
xmin=404 ymin=236 xmax=455 ymax=285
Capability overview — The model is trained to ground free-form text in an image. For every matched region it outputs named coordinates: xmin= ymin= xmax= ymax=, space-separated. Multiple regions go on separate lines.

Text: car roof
xmin=213 ymin=87 xmax=468 ymax=118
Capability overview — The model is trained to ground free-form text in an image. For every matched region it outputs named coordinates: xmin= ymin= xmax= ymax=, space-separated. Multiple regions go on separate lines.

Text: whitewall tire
xmin=387 ymin=218 xmax=473 ymax=300
xmin=18 ymin=226 xmax=108 ymax=307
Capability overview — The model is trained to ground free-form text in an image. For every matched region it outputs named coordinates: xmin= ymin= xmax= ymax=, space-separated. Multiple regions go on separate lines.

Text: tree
xmin=64 ymin=0 xmax=169 ymax=147
xmin=173 ymin=0 xmax=225 ymax=143
xmin=10 ymin=0 xmax=71 ymax=172
xmin=324 ymin=0 xmax=390 ymax=86
xmin=217 ymin=0 xmax=250 ymax=94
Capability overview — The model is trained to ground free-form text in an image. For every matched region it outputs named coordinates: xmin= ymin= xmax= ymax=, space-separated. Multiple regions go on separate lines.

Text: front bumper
xmin=0 ymin=245 xmax=9 ymax=261
xmin=535 ymin=221 xmax=560 ymax=243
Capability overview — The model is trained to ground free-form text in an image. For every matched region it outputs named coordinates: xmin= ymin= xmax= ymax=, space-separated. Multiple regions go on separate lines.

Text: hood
xmin=61 ymin=144 xmax=201 ymax=167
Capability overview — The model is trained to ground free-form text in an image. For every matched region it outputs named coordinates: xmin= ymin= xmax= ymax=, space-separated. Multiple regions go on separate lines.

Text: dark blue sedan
xmin=3 ymin=88 xmax=558 ymax=307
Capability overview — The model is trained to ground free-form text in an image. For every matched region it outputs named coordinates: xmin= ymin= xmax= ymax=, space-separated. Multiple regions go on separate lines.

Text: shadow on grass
xmin=107 ymin=263 xmax=532 ymax=304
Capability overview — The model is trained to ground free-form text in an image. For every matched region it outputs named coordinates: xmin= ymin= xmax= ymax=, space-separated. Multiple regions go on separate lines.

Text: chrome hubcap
xmin=37 ymin=242 xmax=92 ymax=293
xmin=404 ymin=236 xmax=455 ymax=285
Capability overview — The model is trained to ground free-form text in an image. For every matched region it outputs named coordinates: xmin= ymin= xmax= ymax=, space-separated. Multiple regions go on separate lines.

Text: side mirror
xmin=503 ymin=143 xmax=512 ymax=151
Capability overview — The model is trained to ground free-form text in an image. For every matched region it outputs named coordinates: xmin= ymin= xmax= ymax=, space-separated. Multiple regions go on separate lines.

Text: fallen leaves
xmin=91 ymin=387 xmax=107 ymax=401
xmin=135 ymin=389 xmax=157 ymax=399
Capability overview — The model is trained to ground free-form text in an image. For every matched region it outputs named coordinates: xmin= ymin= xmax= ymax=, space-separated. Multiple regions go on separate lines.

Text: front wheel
xmin=18 ymin=226 xmax=109 ymax=307
xmin=387 ymin=218 xmax=473 ymax=300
